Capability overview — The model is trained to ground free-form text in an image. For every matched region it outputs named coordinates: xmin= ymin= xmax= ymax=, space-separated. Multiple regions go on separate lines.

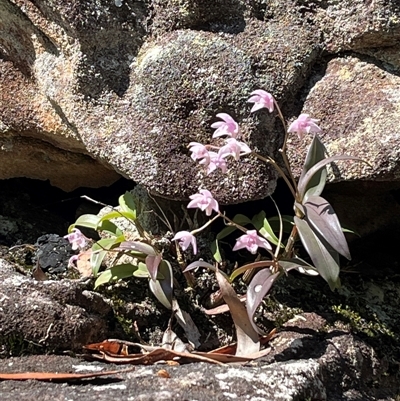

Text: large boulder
xmin=1 ymin=0 xmax=400 ymax=201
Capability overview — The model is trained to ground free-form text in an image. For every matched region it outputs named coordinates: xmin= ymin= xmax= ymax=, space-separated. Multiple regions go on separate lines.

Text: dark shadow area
xmin=0 ymin=176 xmax=135 ymax=246
xmin=65 ymin=377 xmax=125 ymax=385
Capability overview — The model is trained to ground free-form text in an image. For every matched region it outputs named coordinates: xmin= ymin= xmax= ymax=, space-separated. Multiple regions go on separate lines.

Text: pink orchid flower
xmin=206 ymin=151 xmax=228 ymax=175
xmin=219 ymin=138 xmax=252 ymax=161
xmin=188 ymin=142 xmax=210 ymax=166
xmin=211 ymin=113 xmax=239 ymax=138
xmin=187 ymin=189 xmax=219 ymax=216
xmin=233 ymin=230 xmax=272 ymax=254
xmin=247 ymin=89 xmax=275 ymax=113
xmin=64 ymin=228 xmax=87 ymax=250
xmin=172 ymin=231 xmax=197 ymax=255
xmin=287 ymin=113 xmax=322 ymax=140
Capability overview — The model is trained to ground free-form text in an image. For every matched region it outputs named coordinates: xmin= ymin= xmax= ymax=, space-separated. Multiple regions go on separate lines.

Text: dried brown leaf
xmin=215 ymin=270 xmax=260 ymax=356
xmin=0 ymin=368 xmax=134 ymax=381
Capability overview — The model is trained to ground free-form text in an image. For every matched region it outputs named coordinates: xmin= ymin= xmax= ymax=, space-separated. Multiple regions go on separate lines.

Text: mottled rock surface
xmin=0 ymin=260 xmax=122 ymax=353
xmin=288 ymin=55 xmax=400 ymax=184
xmin=0 ymin=322 xmax=395 ymax=401
xmin=1 ymin=0 xmax=400 ymax=202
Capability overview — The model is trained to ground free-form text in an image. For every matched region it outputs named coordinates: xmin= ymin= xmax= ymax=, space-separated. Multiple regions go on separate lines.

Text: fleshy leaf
xmin=211 ymin=239 xmax=223 ymax=263
xmin=279 ymin=257 xmax=319 ymax=276
xmin=269 ymin=215 xmax=294 ymax=235
xmin=216 ymin=213 xmax=253 ymax=241
xmin=298 ymin=155 xmax=367 ymax=201
xmin=299 ymin=134 xmax=327 ymax=201
xmin=134 ymin=261 xmax=163 ymax=278
xmin=229 ymin=260 xmax=274 ymax=282
xmin=252 ymin=211 xmax=281 ymax=247
xmin=94 ymin=263 xmax=140 ymax=288
xmin=97 ymin=219 xmax=123 ymax=237
xmin=216 ymin=270 xmax=260 ymax=356
xmin=232 ymin=214 xmax=253 ymax=226
xmin=251 ymin=210 xmax=266 ymax=230
xmin=149 ymin=260 xmax=173 ymax=309
xmin=294 ymin=216 xmax=341 ymax=290
xmin=247 ymin=269 xmax=280 ymax=334
xmin=216 ymin=226 xmax=237 ymax=240
xmin=118 ymin=192 xmax=137 ymax=220
xmin=91 ymin=236 xmax=124 ymax=276
xmin=98 ymin=210 xmax=137 ymax=230
xmin=300 ymin=196 xmax=351 ymax=260
xmin=183 ymin=260 xmax=216 ymax=273
xmin=183 ymin=260 xmax=230 ymax=281
xmin=69 ymin=214 xmax=100 ymax=232
xmin=116 ymin=241 xmax=157 ymax=256
xmin=146 ymin=254 xmax=162 ymax=281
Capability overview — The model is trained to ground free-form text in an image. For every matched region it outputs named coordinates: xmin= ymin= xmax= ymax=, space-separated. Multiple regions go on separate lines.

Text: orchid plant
xmin=64 ymin=89 xmax=365 ymax=351
xmin=64 ymin=192 xmax=174 ymax=309
xmin=177 ymin=89 xmax=365 ymax=335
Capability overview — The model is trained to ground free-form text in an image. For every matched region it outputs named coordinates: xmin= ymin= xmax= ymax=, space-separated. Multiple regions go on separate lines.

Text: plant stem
xmin=253 ymin=153 xmax=297 ymax=199
xmin=273 ymin=101 xmax=299 ymax=196
xmin=217 ymin=213 xmax=248 ymax=233
xmin=283 ymin=224 xmax=298 ymax=258
xmin=190 ymin=213 xmax=220 ymax=235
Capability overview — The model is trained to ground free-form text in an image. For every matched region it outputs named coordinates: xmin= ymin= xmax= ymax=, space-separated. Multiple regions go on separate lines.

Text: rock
xmin=0 ymin=316 xmax=394 ymax=400
xmin=310 ymin=0 xmax=400 ymax=52
xmin=0 ymin=58 xmax=120 ymax=191
xmin=33 ymin=234 xmax=74 ymax=275
xmin=0 ymin=259 xmax=121 ymax=354
xmin=3 ymin=1 xmax=399 ymax=203
xmin=288 ymin=56 xmax=400 ymax=184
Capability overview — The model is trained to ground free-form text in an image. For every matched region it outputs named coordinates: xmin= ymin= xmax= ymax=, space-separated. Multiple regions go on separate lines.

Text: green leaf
xmin=149 ymin=260 xmax=173 ymax=310
xmin=118 ymin=192 xmax=137 ymax=220
xmin=216 ymin=214 xmax=252 ymax=241
xmin=98 ymin=210 xmax=137 ymax=226
xmin=251 ymin=211 xmax=266 ymax=230
xmin=69 ymin=214 xmax=100 ymax=232
xmin=294 ymin=216 xmax=341 ymax=291
xmin=216 ymin=226 xmax=237 ymax=240
xmin=269 ymin=215 xmax=294 ymax=235
xmin=252 ymin=211 xmax=281 ymax=245
xmin=342 ymin=227 xmax=361 ymax=237
xmin=94 ymin=263 xmax=140 ymax=288
xmin=211 ymin=239 xmax=223 ymax=263
xmin=91 ymin=236 xmax=124 ymax=276
xmin=97 ymin=219 xmax=123 ymax=237
xmin=299 ymin=134 xmax=327 ymax=201
xmin=261 ymin=219 xmax=281 ymax=246
xmin=298 ymin=155 xmax=367 ymax=201
xmin=134 ymin=262 xmax=151 ymax=278
xmin=232 ymin=214 xmax=253 ymax=226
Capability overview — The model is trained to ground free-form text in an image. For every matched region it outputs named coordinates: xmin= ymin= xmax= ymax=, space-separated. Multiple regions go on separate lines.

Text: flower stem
xmin=217 ymin=212 xmax=248 ymax=233
xmin=253 ymin=152 xmax=297 ymax=199
xmin=190 ymin=213 xmax=220 ymax=235
xmin=273 ymin=101 xmax=299 ymax=196
xmin=283 ymin=224 xmax=298 ymax=258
